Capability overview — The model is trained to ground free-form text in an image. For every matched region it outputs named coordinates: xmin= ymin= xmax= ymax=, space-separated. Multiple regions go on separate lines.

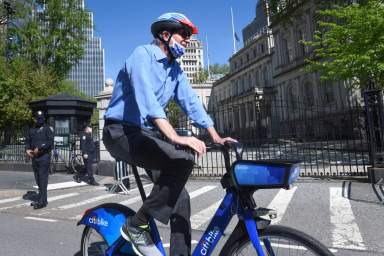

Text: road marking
xmin=25 ymin=216 xmax=57 ymax=222
xmin=267 ymin=186 xmax=297 ymax=224
xmin=57 ymin=194 xmax=117 ymax=210
xmin=120 ymin=195 xmax=143 ymax=206
xmin=68 ymin=185 xmax=154 ymax=220
xmin=69 ymin=186 xmax=218 ymax=222
xmin=163 ymin=240 xmax=198 ymax=248
xmin=33 ymin=181 xmax=88 ymax=191
xmin=329 ymin=187 xmax=366 ymax=250
xmin=189 ymin=186 xmax=217 ymax=199
xmin=0 ymin=196 xmax=22 ymax=204
xmin=191 ymin=201 xmax=222 ymax=230
xmin=0 ymin=192 xmax=79 ymax=210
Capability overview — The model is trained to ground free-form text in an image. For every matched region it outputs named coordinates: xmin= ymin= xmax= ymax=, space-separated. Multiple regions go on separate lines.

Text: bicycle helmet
xmin=151 ymin=12 xmax=198 ymax=38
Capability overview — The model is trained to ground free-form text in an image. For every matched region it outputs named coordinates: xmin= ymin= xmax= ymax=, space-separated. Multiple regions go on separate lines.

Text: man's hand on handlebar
xmin=212 ymin=136 xmax=238 ymax=146
xmin=173 ymin=135 xmax=206 ymax=156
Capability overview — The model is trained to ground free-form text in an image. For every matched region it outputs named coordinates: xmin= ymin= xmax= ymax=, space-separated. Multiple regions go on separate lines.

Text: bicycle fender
xmin=77 ymin=203 xmax=135 ymax=246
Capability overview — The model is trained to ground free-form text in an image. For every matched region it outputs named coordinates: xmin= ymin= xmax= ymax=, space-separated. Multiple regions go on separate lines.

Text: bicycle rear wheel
xmin=81 ymin=226 xmax=108 ymax=256
xmin=220 ymin=224 xmax=334 ymax=256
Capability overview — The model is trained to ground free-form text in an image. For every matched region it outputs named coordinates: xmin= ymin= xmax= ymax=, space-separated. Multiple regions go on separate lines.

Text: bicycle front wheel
xmin=220 ymin=224 xmax=334 ymax=256
xmin=81 ymin=226 xmax=108 ymax=256
xmin=71 ymin=154 xmax=85 ymax=173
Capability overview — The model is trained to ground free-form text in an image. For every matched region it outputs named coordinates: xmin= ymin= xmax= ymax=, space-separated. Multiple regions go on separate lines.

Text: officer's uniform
xmin=80 ymin=129 xmax=96 ymax=184
xmin=25 ymin=122 xmax=54 ymax=208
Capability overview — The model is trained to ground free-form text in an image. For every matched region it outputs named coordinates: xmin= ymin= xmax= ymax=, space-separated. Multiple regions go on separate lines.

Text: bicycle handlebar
xmin=206 ymin=141 xmax=243 ymax=173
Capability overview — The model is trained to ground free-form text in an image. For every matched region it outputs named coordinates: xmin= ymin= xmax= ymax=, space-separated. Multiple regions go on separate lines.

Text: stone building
xmin=209 ymin=0 xmax=274 ymax=135
xmin=210 ymin=0 xmax=356 ymax=139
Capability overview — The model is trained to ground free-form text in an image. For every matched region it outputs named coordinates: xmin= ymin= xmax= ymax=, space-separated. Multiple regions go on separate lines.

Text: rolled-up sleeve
xmin=128 ymin=47 xmax=166 ymax=120
xmin=175 ymin=72 xmax=214 ymax=128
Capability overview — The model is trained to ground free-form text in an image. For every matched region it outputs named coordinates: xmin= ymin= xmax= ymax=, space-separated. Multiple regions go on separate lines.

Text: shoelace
xmin=132 ymin=225 xmax=153 ymax=245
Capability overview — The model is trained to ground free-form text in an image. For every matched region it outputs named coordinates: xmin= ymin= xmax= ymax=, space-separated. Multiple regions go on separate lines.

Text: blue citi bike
xmin=78 ymin=142 xmax=334 ymax=256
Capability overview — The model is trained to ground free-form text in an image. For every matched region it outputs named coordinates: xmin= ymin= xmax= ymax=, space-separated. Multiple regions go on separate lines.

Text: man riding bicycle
xmin=103 ymin=12 xmax=236 ymax=256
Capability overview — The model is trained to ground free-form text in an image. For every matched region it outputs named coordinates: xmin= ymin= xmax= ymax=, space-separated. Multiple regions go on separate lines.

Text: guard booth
xmin=29 ymin=93 xmax=97 ymax=170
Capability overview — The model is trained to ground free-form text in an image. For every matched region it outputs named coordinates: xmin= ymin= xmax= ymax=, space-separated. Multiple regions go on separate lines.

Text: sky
xmin=85 ymin=0 xmax=258 ymax=80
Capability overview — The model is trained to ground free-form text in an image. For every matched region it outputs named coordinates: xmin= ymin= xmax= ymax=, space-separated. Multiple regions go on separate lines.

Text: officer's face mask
xmin=35 ymin=116 xmax=45 ymax=126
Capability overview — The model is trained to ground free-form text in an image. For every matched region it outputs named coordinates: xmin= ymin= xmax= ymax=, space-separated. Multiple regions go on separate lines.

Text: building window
xmin=304 ymin=82 xmax=314 ymax=106
xmin=297 ymin=29 xmax=305 ymax=57
xmin=282 ymin=38 xmax=290 ymax=64
xmin=323 ymin=81 xmax=334 ymax=103
xmin=288 ymin=84 xmax=297 ymax=111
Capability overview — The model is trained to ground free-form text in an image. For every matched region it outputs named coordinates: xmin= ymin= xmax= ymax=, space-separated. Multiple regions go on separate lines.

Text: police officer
xmin=25 ymin=110 xmax=54 ymax=209
xmin=80 ymin=124 xmax=98 ymax=185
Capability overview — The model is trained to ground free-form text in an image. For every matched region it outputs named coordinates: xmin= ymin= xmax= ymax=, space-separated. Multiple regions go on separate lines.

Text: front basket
xmin=231 ymin=159 xmax=301 ymax=189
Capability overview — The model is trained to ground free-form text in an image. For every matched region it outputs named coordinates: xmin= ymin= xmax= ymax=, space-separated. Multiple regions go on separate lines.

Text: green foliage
xmin=304 ymin=0 xmax=384 ymax=89
xmin=209 ymin=63 xmax=230 ymax=75
xmin=192 ymin=68 xmax=209 ymax=83
xmin=0 ymin=0 xmax=91 ymax=129
xmin=7 ymin=0 xmax=90 ymax=81
xmin=166 ymin=100 xmax=182 ymax=127
xmin=190 ymin=64 xmax=229 ymax=84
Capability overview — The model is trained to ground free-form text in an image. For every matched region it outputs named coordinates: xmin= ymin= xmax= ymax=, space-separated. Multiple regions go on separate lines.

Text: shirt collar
xmin=151 ymin=43 xmax=167 ymax=62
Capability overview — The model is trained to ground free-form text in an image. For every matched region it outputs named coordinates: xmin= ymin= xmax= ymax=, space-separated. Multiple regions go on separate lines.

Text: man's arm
xmin=152 ymin=118 xmax=206 ymax=156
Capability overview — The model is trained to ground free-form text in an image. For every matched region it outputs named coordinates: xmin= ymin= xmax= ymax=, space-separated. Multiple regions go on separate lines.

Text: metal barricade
xmin=109 ymin=161 xmax=131 ymax=194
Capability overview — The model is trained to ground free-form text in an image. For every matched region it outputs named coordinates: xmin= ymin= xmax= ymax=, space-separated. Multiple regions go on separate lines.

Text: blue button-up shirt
xmin=104 ymin=43 xmax=214 ymax=129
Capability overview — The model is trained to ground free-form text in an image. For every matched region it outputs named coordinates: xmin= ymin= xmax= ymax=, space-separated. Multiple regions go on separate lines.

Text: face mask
xmin=169 ymin=38 xmax=185 ymax=58
xmin=36 ymin=117 xmax=45 ymax=126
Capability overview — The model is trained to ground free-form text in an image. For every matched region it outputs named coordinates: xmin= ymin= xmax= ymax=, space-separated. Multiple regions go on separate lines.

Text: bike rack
xmin=109 ymin=161 xmax=131 ymax=194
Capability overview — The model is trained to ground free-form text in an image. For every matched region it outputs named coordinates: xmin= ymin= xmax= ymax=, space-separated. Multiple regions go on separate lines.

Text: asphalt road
xmin=0 ymin=170 xmax=383 ymax=256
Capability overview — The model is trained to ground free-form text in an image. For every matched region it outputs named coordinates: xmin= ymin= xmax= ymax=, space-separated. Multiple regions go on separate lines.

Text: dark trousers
xmin=84 ymin=153 xmax=95 ymax=179
xmin=32 ymin=154 xmax=50 ymax=204
xmin=103 ymin=123 xmax=193 ymax=256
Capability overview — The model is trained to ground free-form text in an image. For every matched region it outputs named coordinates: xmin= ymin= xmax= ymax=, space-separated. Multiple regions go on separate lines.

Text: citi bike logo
xmin=89 ymin=216 xmax=109 ymax=227
xmin=200 ymin=226 xmax=220 ymax=255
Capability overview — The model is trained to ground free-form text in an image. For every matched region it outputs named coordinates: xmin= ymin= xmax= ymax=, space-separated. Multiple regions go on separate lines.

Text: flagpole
xmin=231 ymin=6 xmax=236 ymax=54
xmin=206 ymin=35 xmax=211 ymax=80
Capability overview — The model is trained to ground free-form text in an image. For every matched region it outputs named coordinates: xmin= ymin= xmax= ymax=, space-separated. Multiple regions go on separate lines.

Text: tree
xmin=193 ymin=68 xmax=209 ymax=83
xmin=166 ymin=100 xmax=182 ymax=127
xmin=7 ymin=0 xmax=90 ymax=82
xmin=0 ymin=0 xmax=91 ymax=129
xmin=304 ymin=0 xmax=384 ymax=89
xmin=209 ymin=63 xmax=230 ymax=75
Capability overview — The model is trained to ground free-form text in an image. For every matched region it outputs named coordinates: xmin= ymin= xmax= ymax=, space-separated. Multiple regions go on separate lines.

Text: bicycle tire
xmin=81 ymin=226 xmax=108 ymax=256
xmin=220 ymin=224 xmax=334 ymax=256
xmin=71 ymin=154 xmax=85 ymax=173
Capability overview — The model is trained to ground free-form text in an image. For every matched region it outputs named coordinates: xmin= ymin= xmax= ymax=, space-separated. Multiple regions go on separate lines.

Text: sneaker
xmin=33 ymin=202 xmax=47 ymax=209
xmin=88 ymin=178 xmax=99 ymax=186
xmin=120 ymin=216 xmax=162 ymax=256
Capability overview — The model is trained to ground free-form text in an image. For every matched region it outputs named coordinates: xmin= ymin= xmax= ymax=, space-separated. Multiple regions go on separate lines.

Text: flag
xmin=234 ymin=32 xmax=240 ymax=42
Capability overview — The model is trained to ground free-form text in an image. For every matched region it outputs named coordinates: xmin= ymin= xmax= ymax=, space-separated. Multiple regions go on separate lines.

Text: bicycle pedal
xmin=254 ymin=207 xmax=277 ymax=219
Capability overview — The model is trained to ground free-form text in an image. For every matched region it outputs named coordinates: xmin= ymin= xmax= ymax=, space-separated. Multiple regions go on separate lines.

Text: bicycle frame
xmin=78 ymin=143 xmax=273 ymax=256
xmin=191 ymin=189 xmax=266 ymax=256
xmin=79 ymin=187 xmax=267 ymax=256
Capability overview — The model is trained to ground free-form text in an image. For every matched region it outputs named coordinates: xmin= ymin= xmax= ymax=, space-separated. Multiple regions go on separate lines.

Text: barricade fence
xmin=0 ymin=126 xmax=100 ymax=166
xmin=176 ymin=98 xmax=369 ymax=177
xmin=0 ymin=98 xmax=372 ymax=178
